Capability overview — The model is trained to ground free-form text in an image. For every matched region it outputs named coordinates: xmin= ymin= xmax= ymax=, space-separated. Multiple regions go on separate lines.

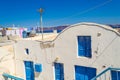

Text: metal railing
xmin=91 ymin=67 xmax=120 ymax=80
xmin=2 ymin=73 xmax=24 ymax=80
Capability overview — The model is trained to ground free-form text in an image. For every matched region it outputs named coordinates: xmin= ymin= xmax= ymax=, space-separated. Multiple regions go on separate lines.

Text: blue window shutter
xmin=78 ymin=36 xmax=86 ymax=56
xmin=86 ymin=67 xmax=96 ymax=80
xmin=75 ymin=65 xmax=96 ymax=80
xmin=75 ymin=66 xmax=86 ymax=80
xmin=111 ymin=70 xmax=118 ymax=80
xmin=77 ymin=36 xmax=92 ymax=58
xmin=35 ymin=64 xmax=42 ymax=72
xmin=111 ymin=70 xmax=120 ymax=80
xmin=54 ymin=63 xmax=64 ymax=80
xmin=24 ymin=61 xmax=34 ymax=80
xmin=60 ymin=64 xmax=64 ymax=80
xmin=119 ymin=72 xmax=120 ymax=80
xmin=26 ymin=68 xmax=32 ymax=78
xmin=85 ymin=36 xmax=91 ymax=58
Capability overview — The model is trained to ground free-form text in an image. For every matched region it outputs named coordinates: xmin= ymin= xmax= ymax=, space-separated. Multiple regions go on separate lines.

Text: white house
xmin=1 ymin=22 xmax=120 ymax=80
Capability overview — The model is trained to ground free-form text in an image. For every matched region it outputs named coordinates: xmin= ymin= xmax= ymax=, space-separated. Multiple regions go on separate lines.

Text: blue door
xmin=54 ymin=63 xmax=64 ymax=80
xmin=24 ymin=61 xmax=34 ymax=80
xmin=75 ymin=65 xmax=96 ymax=80
xmin=111 ymin=70 xmax=120 ymax=80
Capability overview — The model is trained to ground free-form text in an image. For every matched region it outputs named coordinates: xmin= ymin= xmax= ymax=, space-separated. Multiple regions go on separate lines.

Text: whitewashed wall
xmin=0 ymin=46 xmax=15 ymax=79
xmin=14 ymin=22 xmax=120 ymax=80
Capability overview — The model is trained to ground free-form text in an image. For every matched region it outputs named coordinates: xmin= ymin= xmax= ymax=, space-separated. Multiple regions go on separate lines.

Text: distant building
xmin=35 ymin=25 xmax=69 ymax=33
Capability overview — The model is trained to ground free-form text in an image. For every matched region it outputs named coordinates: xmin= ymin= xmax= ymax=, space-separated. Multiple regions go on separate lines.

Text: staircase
xmin=91 ymin=67 xmax=120 ymax=80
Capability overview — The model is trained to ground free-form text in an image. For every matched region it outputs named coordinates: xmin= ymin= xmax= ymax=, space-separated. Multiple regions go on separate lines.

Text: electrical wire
xmin=90 ymin=35 xmax=118 ymax=66
xmin=46 ymin=0 xmax=112 ymax=25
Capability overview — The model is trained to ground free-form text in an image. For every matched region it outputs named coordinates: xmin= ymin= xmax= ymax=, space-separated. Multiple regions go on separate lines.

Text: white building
xmin=6 ymin=28 xmax=27 ymax=37
xmin=1 ymin=22 xmax=120 ymax=80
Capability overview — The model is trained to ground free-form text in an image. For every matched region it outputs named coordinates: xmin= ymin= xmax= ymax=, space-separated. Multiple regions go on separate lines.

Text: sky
xmin=0 ymin=0 xmax=120 ymax=27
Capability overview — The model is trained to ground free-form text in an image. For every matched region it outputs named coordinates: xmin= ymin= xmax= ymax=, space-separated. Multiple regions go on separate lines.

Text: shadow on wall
xmin=35 ymin=72 xmax=40 ymax=77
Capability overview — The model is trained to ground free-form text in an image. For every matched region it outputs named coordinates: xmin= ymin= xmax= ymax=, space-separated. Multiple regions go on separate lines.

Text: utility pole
xmin=38 ymin=8 xmax=44 ymax=41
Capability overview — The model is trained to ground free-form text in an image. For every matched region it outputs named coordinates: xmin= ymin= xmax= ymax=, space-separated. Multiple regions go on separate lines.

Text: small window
xmin=35 ymin=64 xmax=42 ymax=72
xmin=25 ymin=48 xmax=29 ymax=55
xmin=77 ymin=36 xmax=92 ymax=58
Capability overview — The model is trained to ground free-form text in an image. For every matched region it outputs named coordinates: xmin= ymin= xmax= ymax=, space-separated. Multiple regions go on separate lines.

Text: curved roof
xmin=52 ymin=22 xmax=120 ymax=42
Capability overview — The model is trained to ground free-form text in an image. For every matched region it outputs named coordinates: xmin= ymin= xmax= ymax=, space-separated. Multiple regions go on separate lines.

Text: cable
xmin=90 ymin=35 xmax=118 ymax=66
xmin=46 ymin=0 xmax=112 ymax=24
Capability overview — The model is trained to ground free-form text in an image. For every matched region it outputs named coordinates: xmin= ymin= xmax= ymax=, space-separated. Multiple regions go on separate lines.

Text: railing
xmin=2 ymin=73 xmax=24 ymax=80
xmin=91 ymin=67 xmax=120 ymax=80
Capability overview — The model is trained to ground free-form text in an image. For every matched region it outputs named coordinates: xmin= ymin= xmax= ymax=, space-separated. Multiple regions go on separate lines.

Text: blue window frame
xmin=75 ymin=65 xmax=96 ymax=80
xmin=77 ymin=36 xmax=91 ymax=58
xmin=54 ymin=63 xmax=64 ymax=80
xmin=111 ymin=70 xmax=120 ymax=80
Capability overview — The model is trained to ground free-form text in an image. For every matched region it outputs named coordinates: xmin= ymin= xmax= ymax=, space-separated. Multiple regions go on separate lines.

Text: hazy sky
xmin=0 ymin=0 xmax=119 ymax=27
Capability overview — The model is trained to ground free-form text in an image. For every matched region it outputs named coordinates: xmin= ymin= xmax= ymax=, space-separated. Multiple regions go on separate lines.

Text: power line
xmin=90 ymin=35 xmax=118 ymax=66
xmin=46 ymin=0 xmax=112 ymax=24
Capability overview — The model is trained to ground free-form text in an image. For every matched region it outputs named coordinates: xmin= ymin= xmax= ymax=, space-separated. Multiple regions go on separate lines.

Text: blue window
xmin=111 ymin=70 xmax=120 ymax=80
xmin=54 ymin=63 xmax=64 ymax=80
xmin=24 ymin=61 xmax=34 ymax=80
xmin=25 ymin=48 xmax=29 ymax=55
xmin=75 ymin=65 xmax=96 ymax=80
xmin=35 ymin=64 xmax=42 ymax=72
xmin=77 ymin=36 xmax=91 ymax=58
